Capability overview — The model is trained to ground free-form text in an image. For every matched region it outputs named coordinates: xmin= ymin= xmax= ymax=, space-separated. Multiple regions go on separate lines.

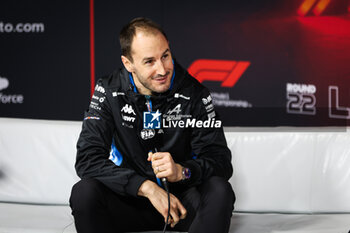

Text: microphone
xmin=142 ymin=108 xmax=168 ymax=190
xmin=153 ymin=147 xmax=169 ymax=190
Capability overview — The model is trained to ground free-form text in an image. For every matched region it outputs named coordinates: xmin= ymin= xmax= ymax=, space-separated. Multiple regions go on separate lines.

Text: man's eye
xmin=145 ymin=60 xmax=152 ymax=64
xmin=162 ymin=54 xmax=169 ymax=59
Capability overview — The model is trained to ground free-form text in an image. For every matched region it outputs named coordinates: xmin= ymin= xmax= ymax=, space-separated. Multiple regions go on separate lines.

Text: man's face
xmin=122 ymin=31 xmax=174 ymax=95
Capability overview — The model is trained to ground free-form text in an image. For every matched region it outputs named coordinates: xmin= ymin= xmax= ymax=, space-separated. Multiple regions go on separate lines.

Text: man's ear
xmin=121 ymin=55 xmax=133 ymax=73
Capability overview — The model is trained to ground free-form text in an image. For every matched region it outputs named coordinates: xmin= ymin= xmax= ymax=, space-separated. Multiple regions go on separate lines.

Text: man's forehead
xmin=130 ymin=31 xmax=169 ymax=60
xmin=141 ymin=48 xmax=169 ymax=60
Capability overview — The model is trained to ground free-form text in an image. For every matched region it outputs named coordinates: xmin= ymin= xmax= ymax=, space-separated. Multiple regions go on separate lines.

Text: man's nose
xmin=156 ymin=60 xmax=166 ymax=76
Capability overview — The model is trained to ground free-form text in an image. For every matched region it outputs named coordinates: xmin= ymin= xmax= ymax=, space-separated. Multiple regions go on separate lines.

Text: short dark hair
xmin=119 ymin=17 xmax=168 ymax=62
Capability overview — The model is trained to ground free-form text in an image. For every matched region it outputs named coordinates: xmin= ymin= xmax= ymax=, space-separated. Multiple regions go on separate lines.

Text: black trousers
xmin=70 ymin=176 xmax=235 ymax=233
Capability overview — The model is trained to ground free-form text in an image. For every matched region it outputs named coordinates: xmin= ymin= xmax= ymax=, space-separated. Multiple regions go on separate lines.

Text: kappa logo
xmin=188 ymin=59 xmax=250 ymax=87
xmin=167 ymin=104 xmax=182 ymax=115
xmin=121 ymin=104 xmax=136 ymax=115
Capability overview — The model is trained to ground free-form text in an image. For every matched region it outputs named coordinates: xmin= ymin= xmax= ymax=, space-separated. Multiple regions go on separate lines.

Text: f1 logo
xmin=188 ymin=59 xmax=250 ymax=87
xmin=297 ymin=0 xmax=332 ymax=16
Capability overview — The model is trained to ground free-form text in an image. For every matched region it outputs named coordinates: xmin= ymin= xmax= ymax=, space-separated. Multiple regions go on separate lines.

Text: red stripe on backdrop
xmin=90 ymin=0 xmax=95 ymax=96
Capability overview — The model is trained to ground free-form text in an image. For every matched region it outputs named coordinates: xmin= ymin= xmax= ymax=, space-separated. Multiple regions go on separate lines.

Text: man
xmin=70 ymin=17 xmax=235 ymax=233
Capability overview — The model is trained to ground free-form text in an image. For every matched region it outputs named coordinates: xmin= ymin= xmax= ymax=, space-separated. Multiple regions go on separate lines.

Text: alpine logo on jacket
xmin=167 ymin=104 xmax=182 ymax=115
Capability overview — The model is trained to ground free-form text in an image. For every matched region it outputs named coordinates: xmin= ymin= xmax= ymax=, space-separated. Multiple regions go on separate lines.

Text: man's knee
xmin=70 ymin=178 xmax=105 ymax=213
xmin=201 ymin=176 xmax=235 ymax=208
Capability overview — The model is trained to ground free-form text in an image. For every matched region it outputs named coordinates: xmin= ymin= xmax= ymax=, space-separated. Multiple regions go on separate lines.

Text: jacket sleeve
xmin=75 ymin=79 xmax=147 ymax=197
xmin=180 ymin=88 xmax=233 ymax=186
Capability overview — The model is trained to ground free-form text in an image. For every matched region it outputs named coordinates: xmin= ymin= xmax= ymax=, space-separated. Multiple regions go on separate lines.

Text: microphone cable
xmin=162 ymin=177 xmax=170 ymax=233
xmin=153 ymin=148 xmax=170 ymax=233
xmin=146 ymin=99 xmax=170 ymax=232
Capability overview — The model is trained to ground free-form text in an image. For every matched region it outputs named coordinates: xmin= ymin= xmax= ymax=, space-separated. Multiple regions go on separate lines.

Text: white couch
xmin=0 ymin=117 xmax=349 ymax=233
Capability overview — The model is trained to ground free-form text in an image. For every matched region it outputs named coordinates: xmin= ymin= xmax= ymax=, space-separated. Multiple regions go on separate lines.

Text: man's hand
xmin=148 ymin=152 xmax=182 ymax=183
xmin=138 ymin=180 xmax=187 ymax=227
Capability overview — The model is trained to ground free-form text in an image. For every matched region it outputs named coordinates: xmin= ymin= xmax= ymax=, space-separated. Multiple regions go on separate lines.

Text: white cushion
xmin=1 ymin=118 xmax=350 ymax=213
xmin=0 ymin=202 xmax=73 ymax=233
xmin=0 ymin=118 xmax=80 ymax=204
xmin=226 ymin=128 xmax=350 ymax=213
xmin=1 ymin=202 xmax=349 ymax=233
xmin=1 ymin=118 xmax=350 ymax=233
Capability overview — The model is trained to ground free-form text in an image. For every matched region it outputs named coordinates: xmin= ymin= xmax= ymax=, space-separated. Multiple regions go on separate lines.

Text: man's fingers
xmin=151 ymin=160 xmax=164 ymax=170
xmin=151 ymin=152 xmax=162 ymax=162
xmin=153 ymin=162 xmax=171 ymax=175
xmin=150 ymin=152 xmax=164 ymax=164
xmin=147 ymin=152 xmax=153 ymax=161
xmin=145 ymin=185 xmax=187 ymax=229
xmin=179 ymin=203 xmax=187 ymax=219
xmin=169 ymin=208 xmax=180 ymax=228
xmin=154 ymin=163 xmax=167 ymax=174
xmin=152 ymin=152 xmax=171 ymax=162
xmin=153 ymin=164 xmax=167 ymax=175
xmin=153 ymin=166 xmax=159 ymax=175
xmin=169 ymin=197 xmax=187 ymax=227
xmin=173 ymin=198 xmax=187 ymax=220
xmin=156 ymin=170 xmax=170 ymax=179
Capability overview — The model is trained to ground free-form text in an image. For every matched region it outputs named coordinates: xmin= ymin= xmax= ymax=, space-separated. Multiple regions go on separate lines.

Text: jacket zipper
xmin=145 ymin=95 xmax=163 ymax=187
xmin=145 ymin=95 xmax=152 ymax=111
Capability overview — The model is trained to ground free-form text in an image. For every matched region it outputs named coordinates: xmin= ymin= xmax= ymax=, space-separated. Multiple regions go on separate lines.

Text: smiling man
xmin=70 ymin=17 xmax=235 ymax=233
xmin=121 ymin=32 xmax=173 ymax=95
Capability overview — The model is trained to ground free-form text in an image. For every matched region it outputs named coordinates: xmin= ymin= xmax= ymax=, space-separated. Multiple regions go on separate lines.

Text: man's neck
xmin=131 ymin=73 xmax=152 ymax=96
